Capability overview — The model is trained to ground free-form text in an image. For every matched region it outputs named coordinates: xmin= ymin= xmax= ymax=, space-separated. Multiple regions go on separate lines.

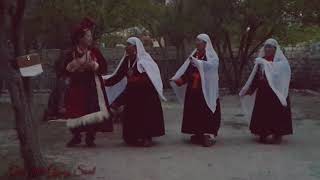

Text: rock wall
xmin=4 ymin=45 xmax=319 ymax=92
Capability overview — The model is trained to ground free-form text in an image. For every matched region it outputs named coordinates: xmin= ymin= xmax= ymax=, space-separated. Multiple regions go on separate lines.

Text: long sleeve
xmin=180 ymin=64 xmax=193 ymax=83
xmin=105 ymin=58 xmax=127 ymax=86
xmin=248 ymin=68 xmax=261 ymax=93
xmin=182 ymin=62 xmax=202 ymax=88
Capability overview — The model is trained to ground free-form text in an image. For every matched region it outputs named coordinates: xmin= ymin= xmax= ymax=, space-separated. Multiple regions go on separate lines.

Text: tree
xmin=150 ymin=0 xmax=320 ymax=92
xmin=25 ymin=0 xmax=162 ymax=49
xmin=0 ymin=0 xmax=47 ymax=179
xmin=149 ymin=0 xmax=194 ymax=63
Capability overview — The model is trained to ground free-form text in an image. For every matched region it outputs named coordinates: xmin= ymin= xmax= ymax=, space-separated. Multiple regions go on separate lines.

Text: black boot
xmin=124 ymin=137 xmax=141 ymax=146
xmin=85 ymin=132 xmax=96 ymax=147
xmin=272 ymin=134 xmax=282 ymax=144
xmin=202 ymin=135 xmax=215 ymax=147
xmin=259 ymin=135 xmax=268 ymax=144
xmin=66 ymin=133 xmax=82 ymax=147
xmin=190 ymin=134 xmax=203 ymax=144
xmin=142 ymin=137 xmax=153 ymax=147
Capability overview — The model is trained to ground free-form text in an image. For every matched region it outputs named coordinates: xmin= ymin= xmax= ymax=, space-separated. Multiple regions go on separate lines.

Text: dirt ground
xmin=0 ymin=91 xmax=320 ymax=180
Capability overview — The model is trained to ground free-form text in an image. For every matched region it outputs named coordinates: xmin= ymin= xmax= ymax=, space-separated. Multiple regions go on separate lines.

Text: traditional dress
xmin=104 ymin=37 xmax=166 ymax=143
xmin=63 ymin=47 xmax=112 ymax=134
xmin=239 ymin=39 xmax=293 ymax=138
xmin=171 ymin=34 xmax=221 ymax=137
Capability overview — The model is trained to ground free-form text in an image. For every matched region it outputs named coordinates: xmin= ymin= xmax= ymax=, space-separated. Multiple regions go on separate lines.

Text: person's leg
xmin=66 ymin=129 xmax=82 ymax=147
xmin=142 ymin=137 xmax=153 ymax=147
xmin=259 ymin=134 xmax=269 ymax=144
xmin=85 ymin=130 xmax=96 ymax=147
xmin=272 ymin=134 xmax=283 ymax=144
xmin=190 ymin=134 xmax=204 ymax=144
xmin=57 ymin=77 xmax=69 ymax=117
xmin=202 ymin=134 xmax=215 ymax=147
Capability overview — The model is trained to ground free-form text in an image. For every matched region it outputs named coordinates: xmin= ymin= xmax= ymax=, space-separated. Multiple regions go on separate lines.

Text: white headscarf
xmin=103 ymin=37 xmax=166 ymax=105
xmin=170 ymin=33 xmax=220 ymax=113
xmin=239 ymin=38 xmax=291 ymax=119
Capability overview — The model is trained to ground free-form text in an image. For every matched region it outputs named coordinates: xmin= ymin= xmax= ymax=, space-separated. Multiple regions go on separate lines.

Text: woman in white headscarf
xmin=239 ymin=38 xmax=292 ymax=144
xmin=171 ymin=34 xmax=221 ymax=147
xmin=104 ymin=37 xmax=165 ymax=147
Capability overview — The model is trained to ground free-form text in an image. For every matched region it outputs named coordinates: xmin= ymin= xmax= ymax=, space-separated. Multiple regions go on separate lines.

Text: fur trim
xmin=66 ymin=110 xmax=109 ymax=128
xmin=48 ymin=74 xmax=111 ymax=129
xmin=48 ymin=110 xmax=110 ymax=129
xmin=65 ymin=74 xmax=110 ymax=129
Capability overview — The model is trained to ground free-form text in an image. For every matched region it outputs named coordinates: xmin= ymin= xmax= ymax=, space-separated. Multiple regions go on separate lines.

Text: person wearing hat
xmin=62 ymin=17 xmax=112 ymax=147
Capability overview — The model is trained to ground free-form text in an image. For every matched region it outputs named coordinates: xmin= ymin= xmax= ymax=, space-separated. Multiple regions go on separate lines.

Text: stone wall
xmin=4 ymin=46 xmax=319 ymax=92
xmin=285 ymin=45 xmax=320 ymax=89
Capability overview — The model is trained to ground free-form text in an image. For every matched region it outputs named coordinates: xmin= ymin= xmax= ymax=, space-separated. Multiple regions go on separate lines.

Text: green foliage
xmin=278 ymin=25 xmax=320 ymax=45
xmin=26 ymin=0 xmax=159 ymax=48
xmin=151 ymin=0 xmax=320 ymax=91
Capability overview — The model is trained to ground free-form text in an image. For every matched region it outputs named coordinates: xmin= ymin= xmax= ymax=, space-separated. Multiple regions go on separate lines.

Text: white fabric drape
xmin=170 ymin=33 xmax=220 ymax=113
xmin=239 ymin=38 xmax=291 ymax=119
xmin=103 ymin=37 xmax=166 ymax=105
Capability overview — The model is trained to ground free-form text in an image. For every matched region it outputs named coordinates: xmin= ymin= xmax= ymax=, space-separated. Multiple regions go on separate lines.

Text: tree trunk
xmin=1 ymin=0 xmax=47 ymax=179
xmin=7 ymin=77 xmax=47 ymax=179
xmin=175 ymin=40 xmax=186 ymax=64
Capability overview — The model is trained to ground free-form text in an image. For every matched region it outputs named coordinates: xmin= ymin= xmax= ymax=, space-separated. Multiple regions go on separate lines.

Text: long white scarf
xmin=103 ymin=37 xmax=166 ymax=105
xmin=239 ymin=38 xmax=291 ymax=119
xmin=170 ymin=34 xmax=220 ymax=113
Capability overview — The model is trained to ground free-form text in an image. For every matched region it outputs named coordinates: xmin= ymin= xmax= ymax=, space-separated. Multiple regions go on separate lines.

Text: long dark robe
xmin=249 ymin=66 xmax=293 ymax=136
xmin=64 ymin=47 xmax=113 ymax=133
xmin=180 ymin=55 xmax=221 ymax=136
xmin=105 ymin=56 xmax=165 ymax=140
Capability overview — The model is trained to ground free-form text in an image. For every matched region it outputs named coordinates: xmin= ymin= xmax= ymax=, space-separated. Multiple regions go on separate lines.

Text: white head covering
xmin=103 ymin=37 xmax=166 ymax=105
xmin=127 ymin=37 xmax=136 ymax=46
xmin=239 ymin=38 xmax=291 ymax=119
xmin=170 ymin=33 xmax=220 ymax=113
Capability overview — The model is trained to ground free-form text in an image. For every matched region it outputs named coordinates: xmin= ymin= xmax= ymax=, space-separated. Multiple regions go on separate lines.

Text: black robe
xmin=180 ymin=56 xmax=221 ymax=136
xmin=249 ymin=69 xmax=293 ymax=136
xmin=105 ymin=57 xmax=165 ymax=140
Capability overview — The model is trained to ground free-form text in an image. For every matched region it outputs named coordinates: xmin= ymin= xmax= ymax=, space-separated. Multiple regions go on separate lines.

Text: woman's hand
xmin=88 ymin=61 xmax=99 ymax=71
xmin=255 ymin=57 xmax=266 ymax=65
xmin=66 ymin=61 xmax=79 ymax=72
xmin=190 ymin=57 xmax=198 ymax=67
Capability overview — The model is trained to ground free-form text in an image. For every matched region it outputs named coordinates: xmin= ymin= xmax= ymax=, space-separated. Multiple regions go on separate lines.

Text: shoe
xmin=86 ymin=141 xmax=96 ymax=148
xmin=85 ymin=133 xmax=96 ymax=147
xmin=259 ymin=135 xmax=268 ymax=144
xmin=190 ymin=134 xmax=203 ymax=144
xmin=66 ymin=135 xmax=82 ymax=147
xmin=124 ymin=138 xmax=140 ymax=146
xmin=142 ymin=138 xmax=153 ymax=147
xmin=202 ymin=135 xmax=215 ymax=147
xmin=272 ymin=135 xmax=282 ymax=144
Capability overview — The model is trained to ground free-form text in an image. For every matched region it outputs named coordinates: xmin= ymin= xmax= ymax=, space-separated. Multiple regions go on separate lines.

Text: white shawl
xmin=170 ymin=34 xmax=220 ymax=113
xmin=239 ymin=38 xmax=291 ymax=119
xmin=103 ymin=37 xmax=166 ymax=105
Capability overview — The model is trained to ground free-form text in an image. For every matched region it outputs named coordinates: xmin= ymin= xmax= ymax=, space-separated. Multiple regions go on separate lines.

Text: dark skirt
xmin=65 ymin=73 xmax=113 ymax=133
xmin=122 ymin=81 xmax=165 ymax=140
xmin=250 ymin=80 xmax=293 ymax=136
xmin=182 ymin=86 xmax=221 ymax=136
